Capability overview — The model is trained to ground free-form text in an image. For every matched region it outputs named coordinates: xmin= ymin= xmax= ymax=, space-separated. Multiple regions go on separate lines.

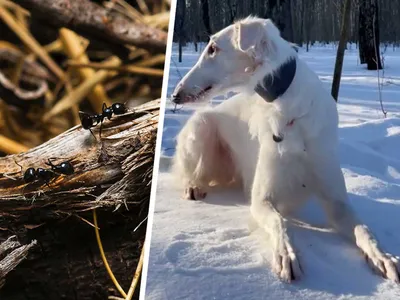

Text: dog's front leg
xmin=250 ymin=147 xmax=302 ymax=282
xmin=310 ymin=146 xmax=400 ymax=282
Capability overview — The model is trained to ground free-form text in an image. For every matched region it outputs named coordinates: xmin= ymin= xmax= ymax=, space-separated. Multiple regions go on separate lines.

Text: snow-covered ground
xmin=145 ymin=43 xmax=400 ymax=300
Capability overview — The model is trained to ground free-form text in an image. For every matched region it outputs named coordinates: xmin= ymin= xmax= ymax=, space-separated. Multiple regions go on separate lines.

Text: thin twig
xmin=43 ymin=56 xmax=121 ymax=121
xmin=0 ymin=135 xmax=29 ymax=154
xmin=133 ymin=216 xmax=148 ymax=232
xmin=93 ymin=209 xmax=127 ymax=298
xmin=108 ymin=296 xmax=125 ymax=300
xmin=136 ymin=0 xmax=150 ymax=15
xmin=59 ymin=28 xmax=112 ymax=111
xmin=0 ymin=0 xmax=29 ymax=16
xmin=67 ymin=61 xmax=164 ymax=76
xmin=125 ymin=243 xmax=145 ymax=300
xmin=0 ymin=6 xmax=65 ymax=80
xmin=136 ymin=54 xmax=166 ymax=67
xmin=372 ymin=14 xmax=387 ymax=117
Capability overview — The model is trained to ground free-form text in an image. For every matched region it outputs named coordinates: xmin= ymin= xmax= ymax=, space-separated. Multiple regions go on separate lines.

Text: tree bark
xmin=331 ymin=0 xmax=352 ymax=101
xmin=358 ymin=0 xmax=383 ymax=70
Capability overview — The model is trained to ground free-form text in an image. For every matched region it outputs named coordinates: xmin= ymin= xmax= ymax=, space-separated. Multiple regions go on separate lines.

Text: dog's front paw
xmin=272 ymin=241 xmax=302 ymax=283
xmin=355 ymin=225 xmax=400 ymax=282
xmin=183 ymin=187 xmax=207 ymax=200
xmin=362 ymin=251 xmax=400 ymax=283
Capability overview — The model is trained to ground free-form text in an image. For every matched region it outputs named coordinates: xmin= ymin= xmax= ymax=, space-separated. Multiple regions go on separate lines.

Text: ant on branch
xmin=21 ymin=159 xmax=74 ymax=185
xmin=80 ymin=102 xmax=127 ymax=139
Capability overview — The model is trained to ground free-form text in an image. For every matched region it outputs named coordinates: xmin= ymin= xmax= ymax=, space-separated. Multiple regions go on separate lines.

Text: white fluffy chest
xmin=248 ymin=114 xmax=312 ymax=205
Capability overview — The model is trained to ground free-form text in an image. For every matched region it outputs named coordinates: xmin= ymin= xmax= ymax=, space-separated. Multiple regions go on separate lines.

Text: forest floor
xmin=144 ymin=43 xmax=400 ymax=300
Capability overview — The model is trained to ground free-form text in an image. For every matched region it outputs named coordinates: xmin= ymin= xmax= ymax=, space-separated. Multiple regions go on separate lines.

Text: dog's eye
xmin=207 ymin=43 xmax=218 ymax=56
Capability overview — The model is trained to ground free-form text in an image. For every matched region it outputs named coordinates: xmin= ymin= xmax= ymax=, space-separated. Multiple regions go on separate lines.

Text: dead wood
xmin=0 ymin=99 xmax=159 ymax=217
xmin=0 ymin=236 xmax=36 ymax=288
xmin=0 ymin=207 xmax=146 ymax=300
xmin=0 ymin=99 xmax=158 ymax=299
xmin=0 ymin=48 xmax=49 ymax=110
xmin=17 ymin=0 xmax=168 ymax=53
xmin=0 ymin=48 xmax=54 ymax=83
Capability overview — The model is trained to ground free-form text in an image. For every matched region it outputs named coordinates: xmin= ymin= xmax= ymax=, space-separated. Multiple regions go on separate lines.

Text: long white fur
xmin=171 ymin=17 xmax=400 ymax=282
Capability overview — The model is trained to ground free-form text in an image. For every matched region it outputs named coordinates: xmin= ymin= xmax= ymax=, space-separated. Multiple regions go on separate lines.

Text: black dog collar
xmin=254 ymin=57 xmax=297 ymax=102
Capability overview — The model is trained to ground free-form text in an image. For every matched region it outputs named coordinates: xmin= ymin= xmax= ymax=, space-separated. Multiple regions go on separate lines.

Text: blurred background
xmin=0 ymin=0 xmax=169 ymax=156
xmin=173 ymin=0 xmax=400 ymax=62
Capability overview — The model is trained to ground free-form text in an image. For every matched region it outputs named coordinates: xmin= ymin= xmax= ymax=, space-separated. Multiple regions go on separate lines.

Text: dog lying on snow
xmin=170 ymin=16 xmax=400 ymax=282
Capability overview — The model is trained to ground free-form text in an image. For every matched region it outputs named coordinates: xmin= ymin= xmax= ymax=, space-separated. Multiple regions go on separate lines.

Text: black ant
xmin=22 ymin=159 xmax=74 ymax=184
xmin=23 ymin=167 xmax=53 ymax=183
xmin=80 ymin=102 xmax=127 ymax=139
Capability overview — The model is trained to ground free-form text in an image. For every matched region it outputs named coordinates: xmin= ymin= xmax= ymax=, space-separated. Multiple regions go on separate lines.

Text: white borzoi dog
xmin=170 ymin=17 xmax=400 ymax=282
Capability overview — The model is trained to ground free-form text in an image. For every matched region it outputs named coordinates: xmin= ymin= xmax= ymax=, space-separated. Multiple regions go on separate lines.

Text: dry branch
xmin=0 ymin=236 xmax=36 ymax=288
xmin=59 ymin=28 xmax=112 ymax=111
xmin=0 ymin=48 xmax=53 ymax=83
xmin=0 ymin=6 xmax=66 ymax=80
xmin=0 ymin=48 xmax=49 ymax=110
xmin=0 ymin=135 xmax=29 ymax=154
xmin=0 ymin=99 xmax=159 ymax=218
xmin=67 ymin=61 xmax=165 ymax=77
xmin=43 ymin=56 xmax=122 ymax=121
xmin=17 ymin=0 xmax=168 ymax=53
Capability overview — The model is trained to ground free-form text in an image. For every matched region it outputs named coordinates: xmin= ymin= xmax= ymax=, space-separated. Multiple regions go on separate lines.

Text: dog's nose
xmin=272 ymin=134 xmax=283 ymax=143
xmin=171 ymin=84 xmax=183 ymax=104
xmin=171 ymin=92 xmax=181 ymax=104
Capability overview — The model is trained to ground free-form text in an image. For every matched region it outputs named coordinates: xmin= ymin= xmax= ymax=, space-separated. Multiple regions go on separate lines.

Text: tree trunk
xmin=226 ymin=0 xmax=237 ymax=24
xmin=171 ymin=0 xmax=400 ymax=46
xmin=300 ymin=0 xmax=306 ymax=46
xmin=201 ymin=0 xmax=212 ymax=37
xmin=179 ymin=42 xmax=183 ymax=62
xmin=267 ymin=0 xmax=293 ymax=42
xmin=175 ymin=0 xmax=186 ymax=62
xmin=194 ymin=33 xmax=199 ymax=52
xmin=331 ymin=0 xmax=352 ymax=101
xmin=358 ymin=0 xmax=382 ymax=70
xmin=282 ymin=0 xmax=294 ymax=42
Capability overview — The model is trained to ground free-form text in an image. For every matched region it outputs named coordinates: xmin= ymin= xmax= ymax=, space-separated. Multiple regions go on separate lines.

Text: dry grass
xmin=0 ymin=0 xmax=169 ymax=155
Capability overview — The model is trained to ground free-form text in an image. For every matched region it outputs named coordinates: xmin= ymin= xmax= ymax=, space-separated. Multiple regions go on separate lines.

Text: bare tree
xmin=331 ymin=0 xmax=352 ymax=101
xmin=359 ymin=0 xmax=383 ymax=70
xmin=175 ymin=0 xmax=186 ymax=62
xmin=175 ymin=0 xmax=400 ymax=54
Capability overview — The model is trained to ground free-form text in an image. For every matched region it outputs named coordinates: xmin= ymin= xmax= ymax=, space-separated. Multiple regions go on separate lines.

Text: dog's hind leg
xmin=310 ymin=146 xmax=400 ymax=282
xmin=250 ymin=145 xmax=302 ymax=282
xmin=173 ymin=110 xmax=234 ymax=200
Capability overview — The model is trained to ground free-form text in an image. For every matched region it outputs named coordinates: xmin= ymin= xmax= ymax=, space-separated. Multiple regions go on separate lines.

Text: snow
xmin=145 ymin=43 xmax=400 ymax=300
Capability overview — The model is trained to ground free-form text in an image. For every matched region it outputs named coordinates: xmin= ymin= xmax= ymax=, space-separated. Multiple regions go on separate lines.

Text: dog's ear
xmin=235 ymin=19 xmax=278 ymax=62
xmin=236 ymin=21 xmax=266 ymax=56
